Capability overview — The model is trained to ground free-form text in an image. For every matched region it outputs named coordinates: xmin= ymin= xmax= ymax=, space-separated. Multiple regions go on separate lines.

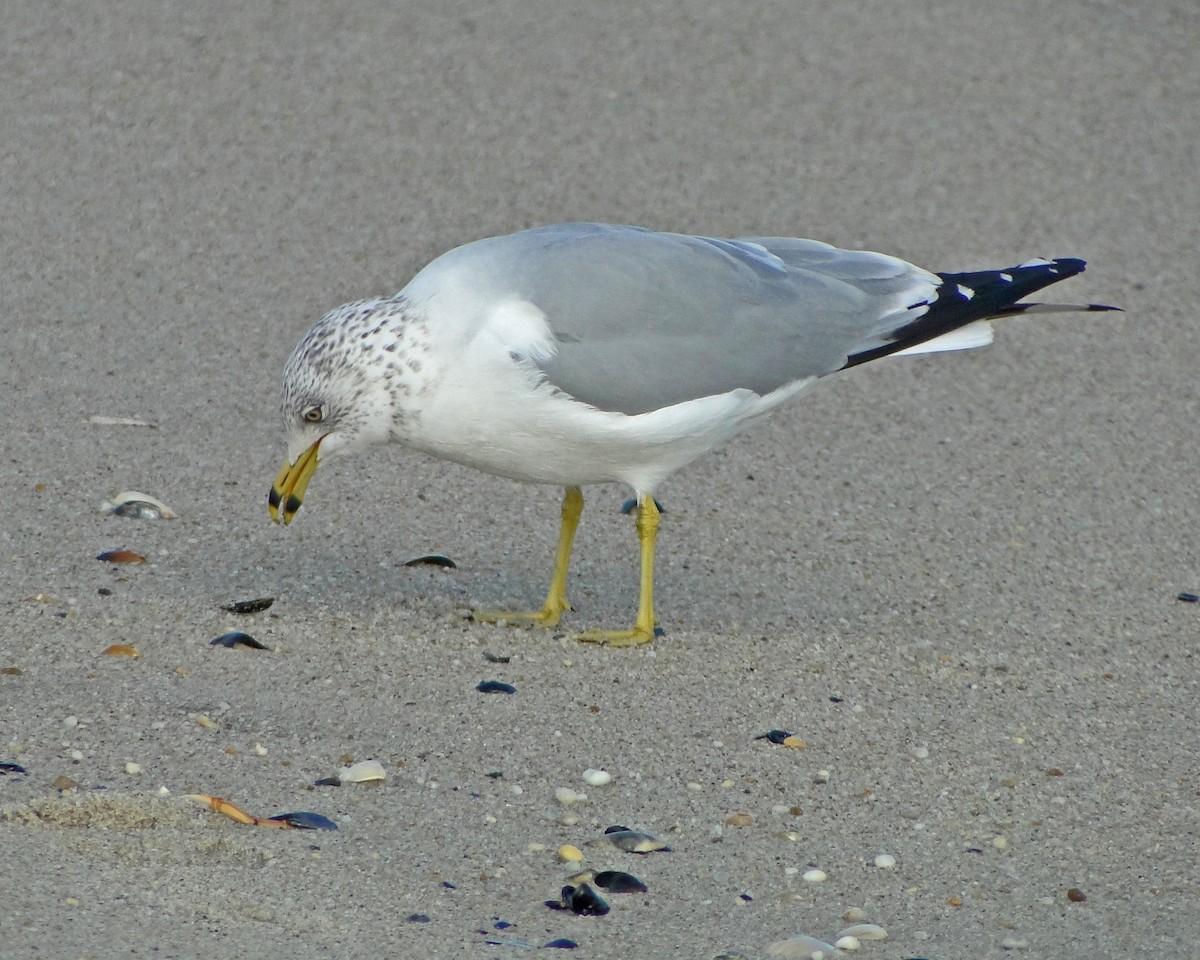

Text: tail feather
xmin=843 ymin=258 xmax=1120 ymax=369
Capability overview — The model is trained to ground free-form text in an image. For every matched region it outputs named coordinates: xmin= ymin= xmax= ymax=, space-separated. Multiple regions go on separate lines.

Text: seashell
xmin=592 ymin=870 xmax=647 ymax=894
xmin=559 ymin=882 xmax=609 ymax=916
xmin=833 ymin=935 xmax=859 ymax=951
xmin=338 ymin=759 xmax=386 ymax=783
xmin=589 ymin=825 xmax=670 ymax=853
xmin=403 ymin=554 xmax=457 ymax=568
xmin=268 ymin=810 xmax=338 ymax=831
xmin=477 ymin=679 xmax=516 ymax=694
xmin=582 ymin=768 xmax=611 ymax=786
xmin=556 ymin=844 xmax=584 ymax=863
xmin=210 ymin=632 xmax=269 ymax=650
xmin=483 ymin=650 xmax=511 ymax=663
xmin=103 ymin=491 xmax=176 ymax=520
xmin=88 ymin=415 xmax=156 ymax=428
xmin=223 ymin=597 xmax=275 ymax=614
xmin=542 ymin=938 xmax=579 ymax=949
xmin=835 ymin=924 xmax=887 ymax=942
xmin=1 ymin=666 xmax=22 ymax=675
xmin=0 ymin=762 xmax=28 ymax=775
xmin=802 ymin=868 xmax=827 ymax=883
xmin=873 ymin=853 xmax=896 ymax=868
xmin=763 ymin=934 xmax=841 ymax=958
xmin=725 ymin=811 xmax=755 ymax=826
xmin=52 ymin=775 xmax=79 ymax=791
xmin=102 ymin=643 xmax=140 ymax=658
xmin=1176 ymin=591 xmax=1199 ymax=602
xmin=97 ymin=548 xmax=146 ymax=564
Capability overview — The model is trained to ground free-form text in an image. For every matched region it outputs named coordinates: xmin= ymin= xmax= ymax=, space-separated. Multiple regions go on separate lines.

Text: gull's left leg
xmin=578 ymin=494 xmax=660 ymax=647
xmin=474 ymin=486 xmax=583 ymax=629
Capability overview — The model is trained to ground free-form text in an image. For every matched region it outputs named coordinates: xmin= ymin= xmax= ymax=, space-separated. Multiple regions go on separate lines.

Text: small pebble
xmin=102 ymin=644 xmax=140 ymax=659
xmin=1001 ymin=937 xmax=1030 ymax=950
xmin=874 ymin=853 xmax=896 ymax=869
xmin=124 ymin=762 xmax=142 ymax=775
xmin=52 ymin=775 xmax=79 ymax=791
xmin=254 ymin=743 xmax=268 ymax=756
xmin=223 ymin=597 xmax=275 ymax=614
xmin=912 ymin=746 xmax=929 ymax=759
xmin=725 ymin=812 xmax=755 ymax=827
xmin=582 ymin=768 xmax=611 ymax=787
xmin=195 ymin=715 xmax=217 ymax=729
xmin=842 ymin=907 xmax=866 ymax=923
xmin=834 ymin=935 xmax=860 ymax=951
xmin=557 ymin=844 xmax=583 ymax=863
xmin=1066 ymin=887 xmax=1087 ymax=902
xmin=70 ymin=750 xmax=84 ymax=762
xmin=555 ymin=787 xmax=584 ymax=805
xmin=801 ymin=868 xmax=827 ymax=883
xmin=1176 ymin=591 xmax=1199 ymax=603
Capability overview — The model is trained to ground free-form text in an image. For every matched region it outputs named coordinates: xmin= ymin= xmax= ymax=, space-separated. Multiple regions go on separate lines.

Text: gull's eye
xmin=301 ymin=405 xmax=324 ymax=424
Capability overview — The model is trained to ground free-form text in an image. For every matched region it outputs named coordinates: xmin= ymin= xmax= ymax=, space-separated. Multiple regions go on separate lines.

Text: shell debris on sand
xmin=763 ymin=934 xmax=841 ymax=958
xmin=582 ymin=768 xmax=612 ymax=787
xmin=338 ymin=759 xmax=386 ymax=784
xmin=586 ymin=825 xmax=670 ymax=853
xmin=223 ymin=597 xmax=275 ymax=614
xmin=835 ymin=924 xmax=887 ymax=942
xmin=102 ymin=491 xmax=177 ymax=520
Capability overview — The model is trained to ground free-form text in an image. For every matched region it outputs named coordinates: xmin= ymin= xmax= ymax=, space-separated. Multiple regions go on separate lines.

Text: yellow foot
xmin=472 ymin=604 xmax=568 ymax=629
xmin=575 ymin=625 xmax=659 ymax=647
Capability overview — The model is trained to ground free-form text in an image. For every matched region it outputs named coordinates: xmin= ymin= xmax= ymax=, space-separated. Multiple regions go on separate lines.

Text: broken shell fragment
xmin=593 ymin=870 xmax=648 ymax=894
xmin=756 ymin=729 xmax=807 ymax=749
xmin=764 ymin=934 xmax=841 ymax=958
xmin=588 ymin=825 xmax=670 ymax=853
xmin=103 ymin=491 xmax=177 ymax=520
xmin=554 ymin=883 xmax=609 ymax=917
xmin=338 ymin=759 xmax=386 ymax=784
xmin=97 ymin=548 xmax=146 ymax=564
xmin=102 ymin=643 xmax=140 ymax=658
xmin=223 ymin=597 xmax=275 ymax=614
xmin=483 ymin=650 xmax=511 ymax=663
xmin=210 ymin=632 xmax=269 ymax=650
xmin=268 ymin=811 xmax=338 ymax=831
xmin=403 ymin=554 xmax=458 ymax=569
xmin=581 ymin=768 xmax=611 ymax=786
xmin=835 ymin=924 xmax=887 ymax=942
xmin=0 ymin=762 xmax=28 ymax=775
xmin=476 ymin=679 xmax=516 ymax=694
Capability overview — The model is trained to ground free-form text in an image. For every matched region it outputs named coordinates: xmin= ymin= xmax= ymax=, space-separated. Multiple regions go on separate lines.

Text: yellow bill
xmin=268 ymin=439 xmax=322 ymax=525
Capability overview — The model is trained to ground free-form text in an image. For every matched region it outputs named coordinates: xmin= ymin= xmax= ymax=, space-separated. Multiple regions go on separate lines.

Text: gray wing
xmin=464 ymin=223 xmax=940 ymax=415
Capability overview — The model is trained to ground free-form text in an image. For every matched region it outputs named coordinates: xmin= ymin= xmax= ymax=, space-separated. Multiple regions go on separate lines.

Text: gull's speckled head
xmin=270 ymin=293 xmax=425 ymax=523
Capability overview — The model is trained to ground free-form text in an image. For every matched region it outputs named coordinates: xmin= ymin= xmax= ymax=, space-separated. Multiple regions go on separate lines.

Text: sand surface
xmin=2 ymin=2 xmax=1197 ymax=958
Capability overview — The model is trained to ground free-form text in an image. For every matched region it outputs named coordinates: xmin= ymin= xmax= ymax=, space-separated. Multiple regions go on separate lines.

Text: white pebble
xmin=874 ymin=853 xmax=896 ymax=868
xmin=836 ymin=924 xmax=888 ymax=942
xmin=70 ymin=750 xmax=84 ymax=762
xmin=842 ymin=907 xmax=866 ymax=923
xmin=802 ymin=868 xmax=827 ymax=883
xmin=582 ymin=768 xmax=611 ymax=787
xmin=912 ymin=745 xmax=929 ymax=759
xmin=64 ymin=716 xmax=78 ymax=728
xmin=124 ymin=762 xmax=142 ymax=775
xmin=554 ymin=786 xmax=584 ymax=805
xmin=156 ymin=785 xmax=170 ymax=796
xmin=559 ymin=811 xmax=581 ymax=826
xmin=1001 ymin=937 xmax=1030 ymax=950
xmin=784 ymin=866 xmax=799 ymax=876
xmin=834 ymin=935 xmax=860 ymax=950
xmin=510 ymin=784 xmax=523 ymax=795
xmin=687 ymin=781 xmax=703 ymax=791
xmin=254 ymin=742 xmax=268 ymax=756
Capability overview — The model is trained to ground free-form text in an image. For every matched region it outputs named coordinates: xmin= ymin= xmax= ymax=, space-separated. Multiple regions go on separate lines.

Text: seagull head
xmin=268 ymin=297 xmax=408 ymax=524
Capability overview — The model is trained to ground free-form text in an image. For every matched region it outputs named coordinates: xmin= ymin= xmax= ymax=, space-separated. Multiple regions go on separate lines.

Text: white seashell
xmin=801 ymin=868 xmax=827 ymax=883
xmin=124 ymin=762 xmax=143 ymax=775
xmin=835 ymin=924 xmax=887 ymax=942
xmin=582 ymin=768 xmax=612 ymax=786
xmin=338 ymin=759 xmax=386 ymax=783
xmin=834 ymin=936 xmax=860 ymax=951
xmin=555 ymin=787 xmax=585 ymax=805
xmin=764 ymin=934 xmax=841 ymax=958
xmin=873 ymin=853 xmax=896 ymax=868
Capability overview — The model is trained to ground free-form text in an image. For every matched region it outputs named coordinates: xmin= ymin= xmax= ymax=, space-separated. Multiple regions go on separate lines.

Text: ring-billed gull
xmin=269 ymin=223 xmax=1115 ymax=645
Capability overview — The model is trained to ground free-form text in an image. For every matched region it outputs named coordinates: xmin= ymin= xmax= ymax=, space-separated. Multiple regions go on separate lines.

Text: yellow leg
xmin=474 ymin=486 xmax=583 ymax=629
xmin=578 ymin=494 xmax=660 ymax=647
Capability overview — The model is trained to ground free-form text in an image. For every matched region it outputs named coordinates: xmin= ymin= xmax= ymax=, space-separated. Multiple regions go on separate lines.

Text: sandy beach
xmin=2 ymin=2 xmax=1196 ymax=957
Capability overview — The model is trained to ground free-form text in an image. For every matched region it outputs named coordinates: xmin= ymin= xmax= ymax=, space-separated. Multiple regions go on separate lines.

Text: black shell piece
xmin=267 ymin=810 xmax=337 ymax=831
xmin=483 ymin=650 xmax=511 ymax=663
xmin=313 ymin=776 xmax=342 ymax=787
xmin=210 ymin=631 xmax=268 ymax=650
xmin=593 ymin=870 xmax=647 ymax=894
xmin=403 ymin=554 xmax=458 ymax=569
xmin=543 ymin=938 xmax=579 ymax=949
xmin=407 ymin=914 xmax=431 ymax=923
xmin=560 ymin=883 xmax=609 ymax=916
xmin=755 ymin=729 xmax=793 ymax=744
xmin=476 ymin=679 xmax=516 ymax=694
xmin=1176 ymin=591 xmax=1200 ymax=603
xmin=223 ymin=597 xmax=275 ymax=614
xmin=0 ymin=762 xmax=28 ymax=775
